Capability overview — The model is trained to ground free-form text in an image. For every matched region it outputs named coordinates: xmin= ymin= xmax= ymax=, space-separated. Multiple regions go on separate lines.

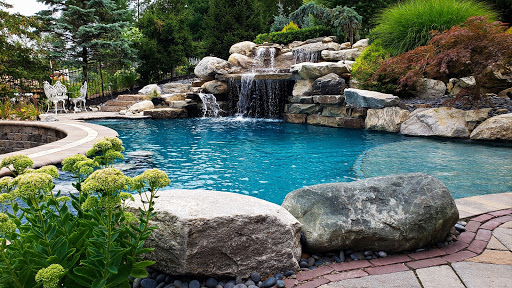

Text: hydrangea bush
xmin=0 ymin=137 xmax=170 ymax=288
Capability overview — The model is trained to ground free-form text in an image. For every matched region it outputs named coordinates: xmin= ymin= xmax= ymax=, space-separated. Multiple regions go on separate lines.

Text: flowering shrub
xmin=0 ymin=137 xmax=170 ymax=287
xmin=0 ymin=99 xmax=40 ymax=120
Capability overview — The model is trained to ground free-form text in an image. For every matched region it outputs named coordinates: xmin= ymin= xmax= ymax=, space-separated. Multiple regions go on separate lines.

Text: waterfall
xmin=198 ymin=93 xmax=221 ymax=117
xmin=237 ymin=73 xmax=256 ymax=116
xmin=254 ymin=47 xmax=277 ymax=72
xmin=293 ymin=48 xmax=319 ymax=64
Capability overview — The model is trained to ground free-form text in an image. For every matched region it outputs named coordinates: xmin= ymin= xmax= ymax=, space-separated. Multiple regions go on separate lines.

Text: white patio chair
xmin=44 ymin=81 xmax=68 ymax=114
xmin=71 ymin=81 xmax=87 ymax=112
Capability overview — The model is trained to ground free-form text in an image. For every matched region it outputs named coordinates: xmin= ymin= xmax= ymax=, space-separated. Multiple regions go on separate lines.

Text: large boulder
xmin=307 ymin=115 xmax=364 ymax=129
xmin=290 ymin=61 xmax=354 ymax=79
xmin=400 ymin=107 xmax=491 ymax=138
xmin=285 ymin=104 xmax=322 ymax=115
xmin=414 ymin=78 xmax=447 ymax=99
xmin=161 ymin=83 xmax=191 ymax=94
xmin=321 ymin=49 xmax=362 ymax=61
xmin=127 ymin=100 xmax=154 ymax=113
xmin=194 ymin=57 xmax=231 ymax=80
xmin=201 ymin=80 xmax=228 ymax=94
xmin=447 ymin=76 xmax=475 ymax=96
xmin=365 ymin=107 xmax=411 ymax=133
xmin=229 ymin=41 xmax=257 ymax=56
xmin=352 ymin=38 xmax=369 ymax=49
xmin=292 ymin=80 xmax=315 ymax=97
xmin=344 ymin=88 xmax=400 ymax=108
xmin=292 ymin=42 xmax=342 ymax=56
xmin=228 ymin=53 xmax=259 ymax=70
xmin=139 ymin=84 xmax=162 ymax=95
xmin=312 ymin=73 xmax=346 ymax=95
xmin=143 ymin=108 xmax=188 ymax=119
xmin=282 ymin=174 xmax=459 ymax=253
xmin=274 ymin=52 xmax=295 ymax=70
xmin=470 ymin=113 xmax=512 ymax=141
xmin=127 ymin=190 xmax=301 ymax=277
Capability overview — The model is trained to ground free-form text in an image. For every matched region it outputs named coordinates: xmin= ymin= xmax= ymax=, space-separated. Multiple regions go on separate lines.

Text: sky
xmin=6 ymin=0 xmax=49 ymax=16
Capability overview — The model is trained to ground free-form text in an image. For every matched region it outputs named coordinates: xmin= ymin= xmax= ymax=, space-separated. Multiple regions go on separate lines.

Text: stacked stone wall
xmin=0 ymin=124 xmax=66 ymax=154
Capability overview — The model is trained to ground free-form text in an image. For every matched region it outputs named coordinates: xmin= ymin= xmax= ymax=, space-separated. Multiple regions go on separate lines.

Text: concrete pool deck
xmin=1 ymin=112 xmax=511 ymax=287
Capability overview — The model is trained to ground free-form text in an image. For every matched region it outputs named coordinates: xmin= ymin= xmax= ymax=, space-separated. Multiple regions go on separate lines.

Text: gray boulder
xmin=282 ymin=174 xmax=459 ymax=253
xmin=312 ymin=73 xmax=346 ymax=95
xmin=143 ymin=108 xmax=188 ymax=119
xmin=161 ymin=83 xmax=191 ymax=94
xmin=128 ymin=100 xmax=154 ymax=113
xmin=365 ymin=107 xmax=410 ymax=133
xmin=292 ymin=80 xmax=315 ymax=97
xmin=414 ymin=78 xmax=447 ymax=99
xmin=139 ymin=84 xmax=162 ymax=95
xmin=290 ymin=61 xmax=354 ymax=80
xmin=127 ymin=190 xmax=301 ymax=277
xmin=352 ymin=38 xmax=369 ymax=49
xmin=285 ymin=104 xmax=322 ymax=115
xmin=470 ymin=113 xmax=512 ymax=141
xmin=194 ymin=57 xmax=231 ymax=80
xmin=201 ymin=80 xmax=228 ymax=94
xmin=344 ymin=88 xmax=399 ymax=108
xmin=321 ymin=49 xmax=362 ymax=61
xmin=228 ymin=53 xmax=259 ymax=70
xmin=229 ymin=41 xmax=257 ymax=56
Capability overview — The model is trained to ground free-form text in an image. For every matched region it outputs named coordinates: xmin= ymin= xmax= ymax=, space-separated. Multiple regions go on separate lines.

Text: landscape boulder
xmin=321 ymin=49 xmax=362 ymax=61
xmin=229 ymin=41 xmax=257 ymax=56
xmin=228 ymin=53 xmax=259 ymax=70
xmin=143 ymin=108 xmax=188 ymax=119
xmin=128 ymin=100 xmax=154 ymax=113
xmin=285 ymin=104 xmax=322 ymax=115
xmin=400 ymin=107 xmax=490 ymax=138
xmin=414 ymin=78 xmax=447 ymax=99
xmin=352 ymin=38 xmax=369 ymax=49
xmin=161 ymin=83 xmax=191 ymax=94
xmin=307 ymin=115 xmax=364 ymax=129
xmin=344 ymin=88 xmax=400 ymax=108
xmin=201 ymin=80 xmax=228 ymax=94
xmin=194 ymin=57 xmax=231 ymax=80
xmin=138 ymin=84 xmax=162 ymax=95
xmin=470 ymin=113 xmax=512 ymax=141
xmin=290 ymin=61 xmax=354 ymax=79
xmin=292 ymin=80 xmax=315 ymax=97
xmin=447 ymin=76 xmax=476 ymax=96
xmin=127 ymin=190 xmax=301 ymax=277
xmin=281 ymin=173 xmax=459 ymax=252
xmin=365 ymin=107 xmax=410 ymax=133
xmin=312 ymin=73 xmax=345 ymax=95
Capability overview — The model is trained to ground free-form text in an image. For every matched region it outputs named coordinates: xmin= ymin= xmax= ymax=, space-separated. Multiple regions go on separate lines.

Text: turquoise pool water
xmin=85 ymin=118 xmax=512 ymax=204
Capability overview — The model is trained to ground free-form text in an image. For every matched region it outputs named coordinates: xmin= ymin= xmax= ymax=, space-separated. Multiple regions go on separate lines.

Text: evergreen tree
xmin=136 ymin=0 xmax=193 ymax=83
xmin=204 ymin=0 xmax=264 ymax=59
xmin=36 ymin=0 xmax=134 ymax=80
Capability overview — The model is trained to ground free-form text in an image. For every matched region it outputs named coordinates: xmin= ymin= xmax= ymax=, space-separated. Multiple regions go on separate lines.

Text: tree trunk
xmin=82 ymin=47 xmax=88 ymax=81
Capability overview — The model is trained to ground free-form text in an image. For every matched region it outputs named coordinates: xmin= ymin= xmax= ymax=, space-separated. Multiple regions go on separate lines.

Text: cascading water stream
xmin=198 ymin=93 xmax=221 ymax=117
xmin=236 ymin=73 xmax=256 ymax=116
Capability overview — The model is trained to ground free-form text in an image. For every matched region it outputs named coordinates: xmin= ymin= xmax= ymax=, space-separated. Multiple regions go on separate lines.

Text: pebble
xmin=234 ymin=285 xmax=247 ymax=288
xmin=307 ymin=257 xmax=315 ymax=267
xmin=455 ymin=223 xmax=466 ymax=232
xmin=344 ymin=250 xmax=353 ymax=255
xmin=216 ymin=285 xmax=224 ymax=288
xmin=180 ymin=282 xmax=189 ymax=288
xmin=350 ymin=252 xmax=364 ymax=261
xmin=436 ymin=242 xmax=445 ymax=248
xmin=257 ymin=281 xmax=263 ymax=287
xmin=364 ymin=251 xmax=373 ymax=256
xmin=248 ymin=286 xmax=259 ymax=288
xmin=309 ymin=266 xmax=317 ymax=270
xmin=166 ymin=276 xmax=174 ymax=285
xmin=190 ymin=280 xmax=201 ymax=288
xmin=262 ymin=277 xmax=277 ymax=288
xmin=378 ymin=251 xmax=388 ymax=258
xmin=338 ymin=252 xmax=346 ymax=262
xmin=276 ymin=280 xmax=285 ymax=288
xmin=333 ymin=256 xmax=342 ymax=263
xmin=134 ymin=278 xmax=143 ymax=288
xmin=312 ymin=255 xmax=320 ymax=260
xmin=299 ymin=261 xmax=309 ymax=268
xmin=174 ymin=280 xmax=182 ymax=288
xmin=274 ymin=273 xmax=283 ymax=280
xmin=250 ymin=272 xmax=261 ymax=283
xmin=365 ymin=256 xmax=373 ymax=260
xmin=284 ymin=270 xmax=294 ymax=277
xmin=235 ymin=277 xmax=243 ymax=285
xmin=225 ymin=282 xmax=235 ymax=288
xmin=245 ymin=280 xmax=255 ymax=286
xmin=156 ymin=283 xmax=166 ymax=288
xmin=141 ymin=278 xmax=158 ymax=288
xmin=156 ymin=274 xmax=167 ymax=284
xmin=415 ymin=248 xmax=426 ymax=253
xmin=314 ymin=260 xmax=323 ymax=266
xmin=206 ymin=278 xmax=218 ymax=288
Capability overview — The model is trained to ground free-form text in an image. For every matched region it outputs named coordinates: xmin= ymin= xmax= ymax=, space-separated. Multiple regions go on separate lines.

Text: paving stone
xmin=329 ymin=260 xmax=371 ymax=272
xmin=467 ymin=240 xmax=488 ymax=254
xmin=297 ymin=266 xmax=334 ymax=281
xmin=296 ymin=278 xmax=329 ymax=288
xmin=415 ymin=265 xmax=465 ymax=288
xmin=471 ymin=214 xmax=495 ymax=223
xmin=283 ymin=279 xmax=298 ymax=287
xmin=500 ymin=221 xmax=512 ymax=228
xmin=369 ymin=255 xmax=411 ymax=266
xmin=457 ymin=232 xmax=476 ymax=244
xmin=464 ymin=221 xmax=480 ymax=233
xmin=441 ymin=241 xmax=469 ymax=254
xmin=443 ymin=251 xmax=477 ymax=263
xmin=475 ymin=229 xmax=493 ymax=242
xmin=493 ymin=227 xmax=512 ymax=250
xmin=409 ymin=249 xmax=446 ymax=260
xmin=480 ymin=221 xmax=503 ymax=230
xmin=490 ymin=210 xmax=512 ymax=217
xmin=465 ymin=250 xmax=512 ymax=265
xmin=322 ymin=270 xmax=368 ymax=282
xmin=453 ymin=262 xmax=512 ymax=288
xmin=406 ymin=257 xmax=447 ymax=269
xmin=319 ymin=271 xmax=421 ymax=288
xmin=365 ymin=263 xmax=409 ymax=275
xmin=493 ymin=215 xmax=512 ymax=223
xmin=487 ymin=236 xmax=508 ymax=251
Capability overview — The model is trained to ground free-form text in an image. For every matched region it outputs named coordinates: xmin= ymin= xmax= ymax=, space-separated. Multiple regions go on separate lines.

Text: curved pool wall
xmin=81 ymin=118 xmax=512 ymax=205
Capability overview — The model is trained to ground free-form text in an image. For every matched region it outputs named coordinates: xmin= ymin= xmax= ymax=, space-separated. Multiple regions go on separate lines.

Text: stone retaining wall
xmin=0 ymin=123 xmax=66 ymax=154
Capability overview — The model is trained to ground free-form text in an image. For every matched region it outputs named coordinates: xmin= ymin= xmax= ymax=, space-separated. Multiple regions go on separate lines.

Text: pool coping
xmin=0 ymin=119 xmax=118 ymax=176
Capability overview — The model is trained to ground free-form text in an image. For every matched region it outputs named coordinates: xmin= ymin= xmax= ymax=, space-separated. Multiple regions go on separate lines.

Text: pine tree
xmin=36 ymin=0 xmax=133 ymax=80
xmin=204 ymin=0 xmax=264 ymax=59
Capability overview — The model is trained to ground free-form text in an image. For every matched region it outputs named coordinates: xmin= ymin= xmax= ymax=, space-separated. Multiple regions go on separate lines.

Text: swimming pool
xmin=81 ymin=118 xmax=512 ymax=204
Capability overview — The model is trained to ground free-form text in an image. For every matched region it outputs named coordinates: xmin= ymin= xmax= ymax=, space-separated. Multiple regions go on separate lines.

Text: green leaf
xmin=92 ymin=278 xmax=107 ymax=288
xmin=130 ymin=268 xmax=149 ymax=278
xmin=107 ymin=266 xmax=118 ymax=274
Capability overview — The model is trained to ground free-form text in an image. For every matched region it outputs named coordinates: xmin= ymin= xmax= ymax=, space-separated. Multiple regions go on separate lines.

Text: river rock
xmin=285 ymin=104 xmax=322 ymax=114
xmin=414 ymin=78 xmax=447 ymax=98
xmin=290 ymin=61 xmax=354 ymax=79
xmin=400 ymin=107 xmax=490 ymax=138
xmin=312 ymin=73 xmax=345 ymax=95
xmin=470 ymin=113 xmax=512 ymax=141
xmin=194 ymin=57 xmax=231 ymax=80
xmin=292 ymin=80 xmax=315 ymax=97
xmin=127 ymin=190 xmax=301 ymax=277
xmin=128 ymin=100 xmax=154 ymax=113
xmin=365 ymin=107 xmax=410 ymax=133
xmin=229 ymin=41 xmax=257 ymax=56
xmin=344 ymin=88 xmax=399 ymax=108
xmin=281 ymin=173 xmax=459 ymax=252
xmin=321 ymin=49 xmax=362 ymax=61
xmin=228 ymin=53 xmax=259 ymax=70
xmin=139 ymin=84 xmax=162 ymax=95
xmin=352 ymin=39 xmax=369 ymax=49
xmin=201 ymin=80 xmax=228 ymax=94
xmin=143 ymin=108 xmax=188 ymax=119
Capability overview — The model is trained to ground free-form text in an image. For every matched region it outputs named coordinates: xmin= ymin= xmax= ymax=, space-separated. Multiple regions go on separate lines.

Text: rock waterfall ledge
xmin=127 ymin=189 xmax=302 ymax=277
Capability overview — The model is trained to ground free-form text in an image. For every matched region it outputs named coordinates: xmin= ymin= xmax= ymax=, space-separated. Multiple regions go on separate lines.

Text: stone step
xmin=104 ymin=100 xmax=136 ymax=107
xmin=117 ymin=94 xmax=147 ymax=101
xmin=100 ymin=105 xmax=126 ymax=112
